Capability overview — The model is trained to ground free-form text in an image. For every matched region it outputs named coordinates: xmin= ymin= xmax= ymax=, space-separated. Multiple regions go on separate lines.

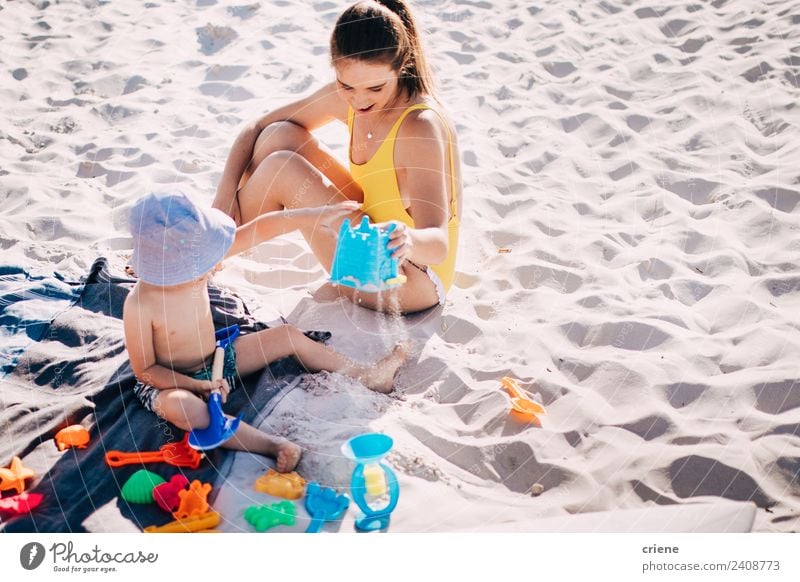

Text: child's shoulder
xmin=123 ymin=282 xmax=154 ymax=319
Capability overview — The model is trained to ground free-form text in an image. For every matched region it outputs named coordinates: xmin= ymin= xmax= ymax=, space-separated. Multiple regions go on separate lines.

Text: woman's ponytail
xmin=331 ymin=0 xmax=435 ymax=98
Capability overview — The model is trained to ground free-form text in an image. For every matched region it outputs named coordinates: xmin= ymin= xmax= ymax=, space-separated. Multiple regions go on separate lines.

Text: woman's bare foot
xmin=358 ymin=342 xmax=411 ymax=394
xmin=274 ymin=439 xmax=302 ymax=473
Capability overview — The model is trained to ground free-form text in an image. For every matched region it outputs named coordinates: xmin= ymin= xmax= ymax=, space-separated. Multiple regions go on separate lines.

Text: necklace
xmin=361 ymin=105 xmax=393 ymax=140
xmin=364 ymin=113 xmax=377 ymax=140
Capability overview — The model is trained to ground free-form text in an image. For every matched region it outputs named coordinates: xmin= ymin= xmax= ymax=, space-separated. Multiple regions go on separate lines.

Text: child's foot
xmin=274 ymin=439 xmax=302 ymax=473
xmin=360 ymin=341 xmax=410 ymax=394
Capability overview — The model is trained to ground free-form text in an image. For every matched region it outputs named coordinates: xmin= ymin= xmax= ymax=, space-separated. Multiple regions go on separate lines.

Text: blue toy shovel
xmin=304 ymin=482 xmax=350 ymax=533
xmin=188 ymin=325 xmax=242 ymax=450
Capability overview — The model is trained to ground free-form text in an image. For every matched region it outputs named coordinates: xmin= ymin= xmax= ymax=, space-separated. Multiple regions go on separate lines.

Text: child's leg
xmin=152 ymin=389 xmax=211 ymax=431
xmin=235 ymin=324 xmax=409 ymax=394
xmin=219 ymin=423 xmax=301 ymax=473
xmin=153 ymin=389 xmax=301 ymax=472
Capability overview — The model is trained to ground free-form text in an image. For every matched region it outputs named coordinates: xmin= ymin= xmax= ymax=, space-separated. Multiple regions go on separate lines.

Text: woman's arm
xmin=389 ymin=110 xmax=452 ymax=265
xmin=214 ymin=82 xmax=347 ymax=220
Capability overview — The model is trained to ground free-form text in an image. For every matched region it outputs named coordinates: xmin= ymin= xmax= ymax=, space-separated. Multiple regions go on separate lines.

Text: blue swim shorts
xmin=133 ymin=342 xmax=239 ymax=413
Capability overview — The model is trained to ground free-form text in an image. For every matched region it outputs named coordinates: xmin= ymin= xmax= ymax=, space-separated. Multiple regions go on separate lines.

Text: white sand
xmin=2 ymin=0 xmax=798 ymax=532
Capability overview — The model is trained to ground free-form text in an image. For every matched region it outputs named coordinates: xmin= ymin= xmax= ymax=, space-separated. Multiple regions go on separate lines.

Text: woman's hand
xmin=382 ymin=221 xmax=414 ymax=263
xmin=213 ymin=188 xmax=242 ymax=225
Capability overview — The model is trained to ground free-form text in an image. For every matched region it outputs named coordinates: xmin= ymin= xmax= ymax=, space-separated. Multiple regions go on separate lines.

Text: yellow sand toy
xmin=501 ymin=377 xmax=546 ymax=421
xmin=144 ymin=511 xmax=220 ymax=533
xmin=254 ymin=469 xmax=306 ymax=500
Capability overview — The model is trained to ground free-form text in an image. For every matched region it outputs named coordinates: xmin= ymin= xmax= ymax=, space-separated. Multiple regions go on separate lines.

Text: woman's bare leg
xmin=240 ymin=121 xmax=362 ymax=201
xmin=216 ymin=122 xmax=439 ymax=312
xmin=235 ymin=151 xmax=440 ymax=311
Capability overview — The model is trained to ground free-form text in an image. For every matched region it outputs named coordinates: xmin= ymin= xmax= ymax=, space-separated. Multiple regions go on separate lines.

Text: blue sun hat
xmin=129 ymin=191 xmax=235 ymax=286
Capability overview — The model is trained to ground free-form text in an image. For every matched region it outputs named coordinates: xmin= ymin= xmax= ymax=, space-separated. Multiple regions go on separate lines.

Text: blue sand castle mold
xmin=188 ymin=325 xmax=242 ymax=451
xmin=341 ymin=433 xmax=399 ymax=532
xmin=304 ymin=482 xmax=350 ymax=533
xmin=330 ymin=217 xmax=407 ymax=292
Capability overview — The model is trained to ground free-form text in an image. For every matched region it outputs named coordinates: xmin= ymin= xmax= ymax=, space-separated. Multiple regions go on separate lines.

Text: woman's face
xmin=334 ymin=59 xmax=401 ymax=115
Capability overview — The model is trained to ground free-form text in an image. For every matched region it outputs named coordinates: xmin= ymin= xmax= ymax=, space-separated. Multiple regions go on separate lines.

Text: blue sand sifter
xmin=341 ymin=433 xmax=399 ymax=532
xmin=188 ymin=325 xmax=242 ymax=450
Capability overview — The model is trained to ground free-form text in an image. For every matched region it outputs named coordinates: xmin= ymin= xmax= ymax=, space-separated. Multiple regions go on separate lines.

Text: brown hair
xmin=330 ymin=0 xmax=435 ymax=99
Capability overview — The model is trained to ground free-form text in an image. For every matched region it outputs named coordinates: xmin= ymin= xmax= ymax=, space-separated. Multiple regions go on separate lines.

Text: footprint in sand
xmin=742 ymin=62 xmax=773 ymax=83
xmin=196 ymin=24 xmax=237 ymax=55
xmin=227 ymin=4 xmax=259 ymax=19
xmin=669 ymin=456 xmax=773 ymax=508
xmin=658 ymin=177 xmax=720 ymax=205
xmin=626 ymin=114 xmax=651 ymax=133
xmin=663 ymin=382 xmax=706 ymax=408
xmin=445 ymin=51 xmax=475 ymax=65
xmin=617 ymin=415 xmax=673 ymax=441
xmin=660 ymin=19 xmax=694 ymax=38
xmin=204 ymin=65 xmax=249 ymax=82
xmin=199 ymin=83 xmax=254 ymax=101
xmin=438 ymin=315 xmax=481 ymax=345
xmin=609 ymin=161 xmax=639 ymax=181
xmin=754 ymin=187 xmax=800 ymax=213
xmin=752 ymin=379 xmax=800 ymax=415
xmin=637 ymin=258 xmax=673 ymax=281
xmin=544 ymin=61 xmax=577 ymax=78
xmin=634 ymin=7 xmax=672 ymax=19
xmin=515 ymin=264 xmax=583 ymax=294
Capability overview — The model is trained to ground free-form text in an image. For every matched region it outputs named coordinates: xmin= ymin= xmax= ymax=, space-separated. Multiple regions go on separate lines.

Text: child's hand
xmin=382 ymin=221 xmax=414 ymax=263
xmin=298 ymin=201 xmax=360 ymax=232
xmin=196 ymin=378 xmax=231 ymax=403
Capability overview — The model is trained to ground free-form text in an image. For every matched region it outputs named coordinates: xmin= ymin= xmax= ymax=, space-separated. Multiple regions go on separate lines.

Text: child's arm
xmin=122 ymin=295 xmax=220 ymax=397
xmin=225 ymin=201 xmax=360 ymax=257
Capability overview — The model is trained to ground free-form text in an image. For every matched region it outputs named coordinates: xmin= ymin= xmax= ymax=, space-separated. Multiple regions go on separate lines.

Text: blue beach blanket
xmin=0 ymin=266 xmax=83 ymax=378
xmin=0 ymin=258 xmax=317 ymax=532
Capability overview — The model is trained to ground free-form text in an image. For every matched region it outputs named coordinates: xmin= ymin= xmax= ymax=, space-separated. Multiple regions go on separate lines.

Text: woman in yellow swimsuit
xmin=213 ymin=0 xmax=461 ymax=314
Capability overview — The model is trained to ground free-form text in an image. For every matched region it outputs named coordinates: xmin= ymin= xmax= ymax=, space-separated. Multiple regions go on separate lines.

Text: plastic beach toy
xmin=55 ymin=425 xmax=90 ymax=451
xmin=144 ymin=511 xmax=220 ymax=533
xmin=153 ymin=474 xmax=190 ymax=513
xmin=501 ymin=377 xmax=546 ymax=420
xmin=330 ymin=217 xmax=407 ymax=292
xmin=0 ymin=456 xmax=35 ymax=496
xmin=304 ymin=482 xmax=349 ymax=533
xmin=244 ymin=501 xmax=296 ymax=532
xmin=188 ymin=325 xmax=242 ymax=450
xmin=121 ymin=470 xmax=166 ymax=504
xmin=254 ymin=469 xmax=306 ymax=500
xmin=0 ymin=492 xmax=43 ymax=515
xmin=105 ymin=433 xmax=203 ymax=469
xmin=173 ymin=480 xmax=212 ymax=520
xmin=341 ymin=433 xmax=399 ymax=532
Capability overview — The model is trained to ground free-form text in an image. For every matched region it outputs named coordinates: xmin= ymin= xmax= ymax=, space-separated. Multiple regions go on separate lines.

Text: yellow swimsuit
xmin=347 ymin=103 xmax=460 ymax=298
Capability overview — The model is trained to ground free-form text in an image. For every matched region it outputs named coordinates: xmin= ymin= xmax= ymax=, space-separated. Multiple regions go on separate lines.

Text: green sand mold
xmin=121 ymin=469 xmax=166 ymax=504
xmin=244 ymin=500 xmax=296 ymax=532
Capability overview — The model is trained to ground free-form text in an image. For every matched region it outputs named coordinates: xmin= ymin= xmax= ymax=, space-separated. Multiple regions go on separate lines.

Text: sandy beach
xmin=1 ymin=0 xmax=798 ymax=533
